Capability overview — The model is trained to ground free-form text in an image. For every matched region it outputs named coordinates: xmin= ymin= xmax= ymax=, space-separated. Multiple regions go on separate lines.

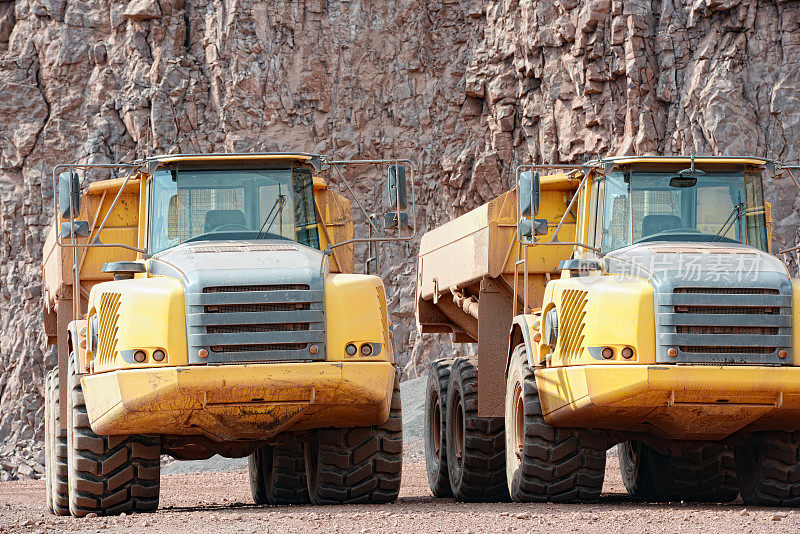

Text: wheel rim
xmin=512 ymin=382 xmax=524 ymax=468
xmin=453 ymin=390 xmax=464 ymax=468
xmin=430 ymin=390 xmax=441 ymax=459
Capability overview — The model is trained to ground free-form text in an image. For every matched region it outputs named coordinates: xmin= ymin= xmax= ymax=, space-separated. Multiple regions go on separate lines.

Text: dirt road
xmin=2 ymin=453 xmax=800 ymax=533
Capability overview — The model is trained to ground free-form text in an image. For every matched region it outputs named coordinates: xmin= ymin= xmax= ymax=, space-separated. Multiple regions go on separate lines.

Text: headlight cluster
xmin=345 ymin=343 xmax=376 ymax=357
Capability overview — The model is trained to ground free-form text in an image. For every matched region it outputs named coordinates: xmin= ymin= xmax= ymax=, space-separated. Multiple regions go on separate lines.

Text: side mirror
xmin=61 ymin=220 xmax=90 ymax=238
xmin=518 ymin=170 xmax=540 ymax=217
xmin=386 ymin=165 xmax=408 ymax=210
xmin=58 ymin=171 xmax=81 ymax=218
xmin=383 ymin=211 xmax=409 ymax=230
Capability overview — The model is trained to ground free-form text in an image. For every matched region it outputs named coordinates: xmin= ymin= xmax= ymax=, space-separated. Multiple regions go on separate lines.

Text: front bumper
xmin=82 ymin=361 xmax=395 ymax=441
xmin=536 ymin=364 xmax=800 ymax=440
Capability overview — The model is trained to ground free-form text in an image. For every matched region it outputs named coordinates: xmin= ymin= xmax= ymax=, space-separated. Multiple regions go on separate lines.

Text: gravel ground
xmin=4 ymin=375 xmax=800 ymax=532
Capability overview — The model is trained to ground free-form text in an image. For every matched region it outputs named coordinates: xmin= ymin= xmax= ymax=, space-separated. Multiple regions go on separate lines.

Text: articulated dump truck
xmin=417 ymin=156 xmax=800 ymax=506
xmin=42 ymin=153 xmax=414 ymax=516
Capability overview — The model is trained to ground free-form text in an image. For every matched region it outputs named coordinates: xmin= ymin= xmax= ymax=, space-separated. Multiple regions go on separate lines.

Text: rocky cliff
xmin=2 ymin=0 xmax=800 ymax=480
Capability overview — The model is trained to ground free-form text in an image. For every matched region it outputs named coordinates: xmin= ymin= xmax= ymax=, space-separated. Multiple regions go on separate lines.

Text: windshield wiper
xmin=255 ymin=195 xmax=287 ymax=239
xmin=712 ymin=195 xmax=745 ymax=243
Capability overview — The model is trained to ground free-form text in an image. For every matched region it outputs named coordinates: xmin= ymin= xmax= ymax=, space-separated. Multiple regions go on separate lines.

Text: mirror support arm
xmin=548 ymin=171 xmax=590 ymax=245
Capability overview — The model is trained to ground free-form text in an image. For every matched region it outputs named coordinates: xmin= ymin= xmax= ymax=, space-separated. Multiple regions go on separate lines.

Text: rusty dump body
xmin=416 ymin=157 xmax=800 ymax=443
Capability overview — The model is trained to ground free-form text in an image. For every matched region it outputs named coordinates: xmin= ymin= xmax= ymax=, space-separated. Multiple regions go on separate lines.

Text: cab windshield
xmin=149 ymin=167 xmax=320 ymax=254
xmin=601 ymin=170 xmax=768 ymax=253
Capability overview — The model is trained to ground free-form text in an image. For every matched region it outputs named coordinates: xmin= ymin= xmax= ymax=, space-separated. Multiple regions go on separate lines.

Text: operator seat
xmin=641 ymin=214 xmax=683 ymax=238
xmin=204 ymin=209 xmax=247 ymax=232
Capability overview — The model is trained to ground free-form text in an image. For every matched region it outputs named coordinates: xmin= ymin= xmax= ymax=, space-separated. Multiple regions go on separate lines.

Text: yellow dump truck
xmin=42 ymin=153 xmax=414 ymax=516
xmin=417 ymin=156 xmax=800 ymax=506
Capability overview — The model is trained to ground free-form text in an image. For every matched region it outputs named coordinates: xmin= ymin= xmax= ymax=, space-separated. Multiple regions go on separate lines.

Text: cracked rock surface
xmin=2 ymin=0 xmax=800 ymax=480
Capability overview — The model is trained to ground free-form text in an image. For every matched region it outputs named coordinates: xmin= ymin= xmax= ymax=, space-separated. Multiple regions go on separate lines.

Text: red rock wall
xmin=1 ymin=0 xmax=800 ymax=478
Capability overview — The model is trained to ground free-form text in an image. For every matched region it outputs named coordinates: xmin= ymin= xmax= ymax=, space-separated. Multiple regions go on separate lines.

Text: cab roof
xmin=141 ymin=152 xmax=323 ymax=171
xmin=605 ymin=156 xmax=769 ymax=166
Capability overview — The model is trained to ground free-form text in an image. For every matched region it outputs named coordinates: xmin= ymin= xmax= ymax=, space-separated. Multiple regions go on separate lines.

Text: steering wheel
xmin=210 ymin=224 xmax=250 ymax=232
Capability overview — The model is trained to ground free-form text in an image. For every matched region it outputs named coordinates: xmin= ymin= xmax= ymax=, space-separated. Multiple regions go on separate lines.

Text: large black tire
xmin=736 ymin=431 xmax=800 ymax=506
xmin=648 ymin=442 xmax=738 ymax=502
xmin=445 ymin=357 xmax=509 ymax=502
xmin=505 ymin=344 xmax=606 ymax=503
xmin=305 ymin=372 xmax=402 ymax=504
xmin=66 ymin=355 xmax=161 ymax=516
xmin=45 ymin=368 xmax=69 ymax=515
xmin=249 ymin=440 xmax=310 ymax=505
xmin=618 ymin=441 xmax=659 ymax=500
xmin=424 ymin=358 xmax=453 ymax=498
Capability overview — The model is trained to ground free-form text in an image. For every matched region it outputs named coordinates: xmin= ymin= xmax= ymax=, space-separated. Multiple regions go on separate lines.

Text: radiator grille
xmin=186 ymin=280 xmax=325 ymax=363
xmin=673 ymin=287 xmax=779 ymax=295
xmin=204 ymin=284 xmax=309 ymax=293
xmin=655 ymin=281 xmax=792 ymax=364
xmin=211 ymin=343 xmax=307 ymax=353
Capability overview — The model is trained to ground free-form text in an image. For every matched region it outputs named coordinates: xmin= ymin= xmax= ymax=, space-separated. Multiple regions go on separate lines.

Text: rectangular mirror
xmin=59 ymin=171 xmax=81 ymax=218
xmin=518 ymin=170 xmax=540 ymax=217
xmin=386 ymin=165 xmax=408 ymax=210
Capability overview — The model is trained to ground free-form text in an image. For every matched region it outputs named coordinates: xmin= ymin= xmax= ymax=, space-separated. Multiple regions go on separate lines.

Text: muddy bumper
xmin=82 ymin=361 xmax=395 ymax=441
xmin=536 ymin=364 xmax=800 ymax=440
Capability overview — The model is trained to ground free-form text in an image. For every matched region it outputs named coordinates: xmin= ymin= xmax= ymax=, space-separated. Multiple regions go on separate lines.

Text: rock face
xmin=1 ymin=0 xmax=800 ymax=479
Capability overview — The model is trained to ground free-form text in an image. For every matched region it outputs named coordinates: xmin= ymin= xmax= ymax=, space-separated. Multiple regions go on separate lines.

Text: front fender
xmin=324 ymin=273 xmax=393 ymax=363
xmin=508 ymin=314 xmax=540 ymax=375
xmin=87 ymin=276 xmax=187 ymax=371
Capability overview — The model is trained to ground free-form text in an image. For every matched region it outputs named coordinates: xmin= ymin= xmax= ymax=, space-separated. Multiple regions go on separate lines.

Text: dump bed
xmin=42 ymin=177 xmax=141 ymax=342
xmin=416 ymin=172 xmax=581 ymax=335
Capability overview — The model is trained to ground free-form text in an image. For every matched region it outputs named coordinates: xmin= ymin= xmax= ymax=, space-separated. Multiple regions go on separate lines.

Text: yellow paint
xmin=324 ymin=273 xmax=393 ymax=362
xmin=540 ymin=274 xmax=656 ymax=367
xmin=81 ymin=361 xmax=395 ymax=440
xmin=535 ymin=364 xmax=800 ymax=440
xmin=87 ymin=276 xmax=188 ymax=372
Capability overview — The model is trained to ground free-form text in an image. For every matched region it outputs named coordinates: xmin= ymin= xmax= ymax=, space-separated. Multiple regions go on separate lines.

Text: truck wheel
xmin=424 ymin=358 xmax=453 ymax=498
xmin=445 ymin=357 xmax=509 ymax=502
xmin=619 ymin=441 xmax=659 ymax=500
xmin=648 ymin=443 xmax=738 ymax=502
xmin=249 ymin=441 xmax=310 ymax=505
xmin=45 ymin=368 xmax=69 ymax=515
xmin=66 ymin=355 xmax=161 ymax=516
xmin=505 ymin=344 xmax=606 ymax=503
xmin=305 ymin=372 xmax=402 ymax=504
xmin=45 ymin=370 xmax=54 ymax=513
xmin=736 ymin=431 xmax=800 ymax=506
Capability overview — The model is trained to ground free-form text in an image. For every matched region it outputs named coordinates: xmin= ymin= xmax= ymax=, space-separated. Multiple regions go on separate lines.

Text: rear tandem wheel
xmin=445 ymin=357 xmax=509 ymax=502
xmin=424 ymin=358 xmax=453 ymax=497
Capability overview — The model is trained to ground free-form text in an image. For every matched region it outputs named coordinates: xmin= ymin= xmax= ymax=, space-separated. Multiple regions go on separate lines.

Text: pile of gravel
xmin=163 ymin=374 xmax=429 ymax=475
